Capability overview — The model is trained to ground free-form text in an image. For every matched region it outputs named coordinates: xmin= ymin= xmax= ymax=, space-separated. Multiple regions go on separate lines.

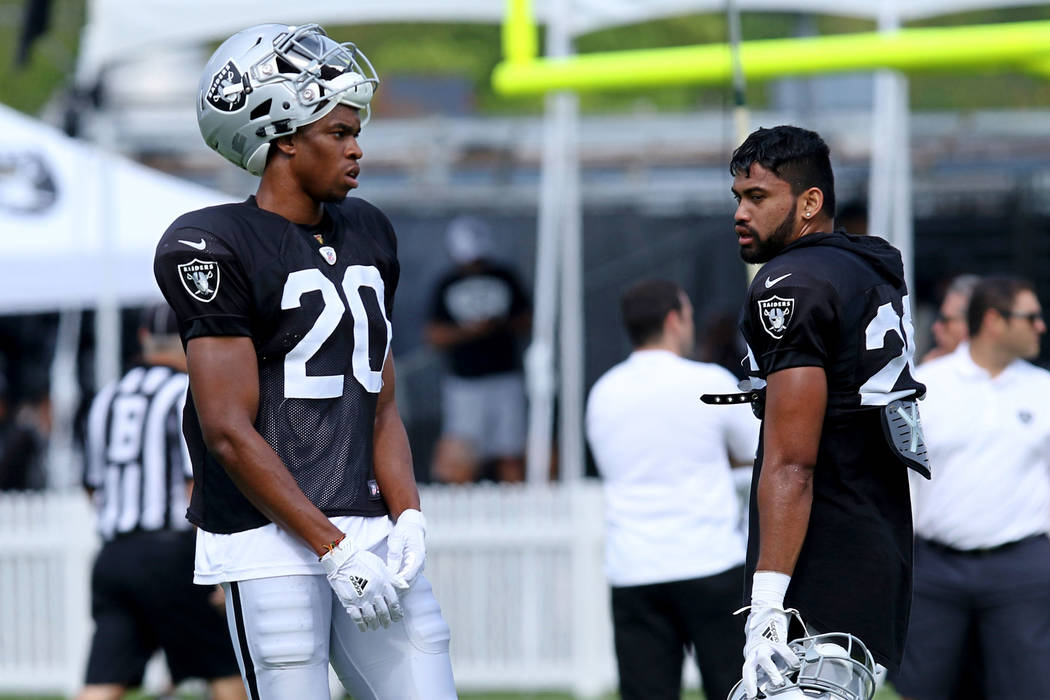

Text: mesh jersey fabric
xmin=154 ymin=196 xmax=398 ymax=533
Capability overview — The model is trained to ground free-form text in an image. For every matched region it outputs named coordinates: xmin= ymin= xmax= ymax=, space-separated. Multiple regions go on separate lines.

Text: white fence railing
xmin=0 ymin=483 xmax=622 ymax=698
xmin=0 ymin=492 xmax=98 ymax=697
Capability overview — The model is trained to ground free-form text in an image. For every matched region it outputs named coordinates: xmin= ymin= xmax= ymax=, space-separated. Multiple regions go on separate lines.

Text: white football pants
xmin=222 ymin=573 xmax=456 ymax=699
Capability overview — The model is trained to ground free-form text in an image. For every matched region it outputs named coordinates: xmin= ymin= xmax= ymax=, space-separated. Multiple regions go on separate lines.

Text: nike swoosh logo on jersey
xmin=765 ymin=273 xmax=792 ymax=288
xmin=178 ymin=238 xmax=207 ymax=250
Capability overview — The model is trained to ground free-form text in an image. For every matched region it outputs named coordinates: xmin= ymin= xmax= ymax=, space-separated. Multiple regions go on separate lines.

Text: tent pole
xmin=94 ymin=122 xmax=121 ymax=392
xmin=557 ymin=86 xmax=583 ymax=483
xmin=47 ymin=308 xmax=82 ymax=489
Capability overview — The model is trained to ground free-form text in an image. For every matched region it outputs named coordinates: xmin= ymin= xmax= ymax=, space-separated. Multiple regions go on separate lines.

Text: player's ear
xmin=799 ymin=187 xmax=824 ymax=220
xmin=272 ymin=134 xmax=296 ymax=157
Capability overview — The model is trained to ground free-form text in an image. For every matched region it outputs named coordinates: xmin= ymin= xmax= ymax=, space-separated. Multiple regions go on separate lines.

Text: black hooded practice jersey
xmin=739 ymin=231 xmax=926 ymax=670
xmin=154 ymin=196 xmax=397 ymax=533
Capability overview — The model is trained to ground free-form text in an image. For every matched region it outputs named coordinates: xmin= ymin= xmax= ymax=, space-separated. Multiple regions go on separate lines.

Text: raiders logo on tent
xmin=204 ymin=60 xmax=249 ymax=113
xmin=177 ymin=259 xmax=221 ymax=302
xmin=758 ymin=295 xmax=794 ymax=339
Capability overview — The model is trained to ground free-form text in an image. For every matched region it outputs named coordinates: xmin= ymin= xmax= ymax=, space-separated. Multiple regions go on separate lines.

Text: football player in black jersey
xmin=153 ymin=24 xmax=456 ymax=699
xmin=728 ymin=126 xmax=929 ymax=699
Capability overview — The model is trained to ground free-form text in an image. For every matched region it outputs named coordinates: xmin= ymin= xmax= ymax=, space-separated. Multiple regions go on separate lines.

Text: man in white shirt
xmin=893 ymin=276 xmax=1050 ymax=700
xmin=920 ymin=273 xmax=980 ymax=364
xmin=586 ymin=279 xmax=759 ymax=700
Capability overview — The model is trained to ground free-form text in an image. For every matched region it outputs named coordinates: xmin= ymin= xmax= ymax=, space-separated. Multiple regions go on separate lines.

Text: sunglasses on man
xmin=1001 ymin=310 xmax=1044 ymax=324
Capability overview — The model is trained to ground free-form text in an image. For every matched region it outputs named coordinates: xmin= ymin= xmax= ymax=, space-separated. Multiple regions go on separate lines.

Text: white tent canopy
xmin=0 ymin=103 xmax=230 ymax=314
xmin=74 ymin=0 xmax=1048 ymax=87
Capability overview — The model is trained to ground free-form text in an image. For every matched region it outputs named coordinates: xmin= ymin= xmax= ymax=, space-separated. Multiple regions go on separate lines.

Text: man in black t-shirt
xmin=728 ymin=126 xmax=929 ymax=698
xmin=425 ymin=216 xmax=531 ymax=483
xmin=153 ymin=23 xmax=455 ymax=699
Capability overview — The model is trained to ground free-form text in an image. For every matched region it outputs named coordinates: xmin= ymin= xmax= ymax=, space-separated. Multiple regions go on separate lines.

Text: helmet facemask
xmin=266 ymin=24 xmax=377 ymax=124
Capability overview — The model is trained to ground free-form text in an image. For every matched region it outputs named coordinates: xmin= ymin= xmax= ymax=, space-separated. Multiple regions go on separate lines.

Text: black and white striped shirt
xmin=84 ymin=364 xmax=193 ymax=540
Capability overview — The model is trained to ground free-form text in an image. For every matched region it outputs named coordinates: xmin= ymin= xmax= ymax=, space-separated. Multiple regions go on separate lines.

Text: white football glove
xmin=321 ymin=538 xmax=408 ymax=632
xmin=740 ymin=604 xmax=801 ymax=699
xmin=386 ymin=508 xmax=427 ymax=586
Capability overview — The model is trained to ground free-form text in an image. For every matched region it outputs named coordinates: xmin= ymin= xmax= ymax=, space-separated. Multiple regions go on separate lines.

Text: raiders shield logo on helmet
xmin=758 ymin=295 xmax=795 ymax=339
xmin=177 ymin=259 xmax=221 ymax=302
xmin=204 ymin=60 xmax=249 ymax=113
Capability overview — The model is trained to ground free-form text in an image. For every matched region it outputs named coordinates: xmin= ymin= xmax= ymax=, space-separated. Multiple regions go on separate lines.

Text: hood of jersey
xmin=782 ymin=230 xmax=905 ymax=288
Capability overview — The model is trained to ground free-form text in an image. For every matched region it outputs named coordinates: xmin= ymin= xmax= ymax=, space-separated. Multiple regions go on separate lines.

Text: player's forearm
xmin=373 ymin=405 xmax=420 ymax=518
xmin=755 ymin=460 xmax=814 ymax=575
xmin=205 ymin=425 xmax=343 ymax=557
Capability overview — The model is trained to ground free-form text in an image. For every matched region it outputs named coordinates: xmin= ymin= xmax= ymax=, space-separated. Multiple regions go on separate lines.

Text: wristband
xmin=751 ymin=570 xmax=791 ymax=608
xmin=319 ymin=533 xmax=346 ymax=561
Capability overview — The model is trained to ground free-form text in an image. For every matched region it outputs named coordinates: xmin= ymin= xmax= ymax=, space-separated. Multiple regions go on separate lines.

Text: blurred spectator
xmin=892 ymin=276 xmax=1050 ymax=700
xmin=76 ymin=303 xmax=245 ymax=700
xmin=585 ymin=279 xmax=758 ymax=700
xmin=0 ymin=376 xmax=48 ymax=491
xmin=696 ymin=309 xmax=749 ymax=380
xmin=425 ymin=216 xmax=531 ymax=483
xmin=837 ymin=199 xmax=868 ymax=236
xmin=921 ymin=273 xmax=980 ymax=364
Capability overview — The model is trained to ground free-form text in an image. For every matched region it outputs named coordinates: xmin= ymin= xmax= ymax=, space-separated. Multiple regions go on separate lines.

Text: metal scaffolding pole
xmin=869 ymin=0 xmax=914 ymax=294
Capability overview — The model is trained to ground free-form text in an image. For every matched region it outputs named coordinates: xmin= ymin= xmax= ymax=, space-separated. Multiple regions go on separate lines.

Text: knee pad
xmin=238 ymin=578 xmax=329 ymax=669
xmin=403 ymin=576 xmax=452 ymax=655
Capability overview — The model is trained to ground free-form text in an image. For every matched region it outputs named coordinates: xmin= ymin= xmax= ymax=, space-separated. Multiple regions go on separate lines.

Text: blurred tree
xmin=0 ymin=0 xmax=84 ymax=113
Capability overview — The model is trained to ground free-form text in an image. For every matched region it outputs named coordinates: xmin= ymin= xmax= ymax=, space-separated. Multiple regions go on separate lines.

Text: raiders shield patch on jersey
xmin=204 ymin=60 xmax=248 ymax=113
xmin=758 ymin=295 xmax=795 ymax=339
xmin=177 ymin=259 xmax=221 ymax=303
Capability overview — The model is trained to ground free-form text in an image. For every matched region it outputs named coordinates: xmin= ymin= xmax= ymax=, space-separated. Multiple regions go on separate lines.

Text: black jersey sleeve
xmin=504 ymin=267 xmax=531 ymax=317
xmin=746 ymin=271 xmax=839 ymax=376
xmin=347 ymin=198 xmax=400 ymax=320
xmin=154 ymin=223 xmax=254 ymax=340
xmin=376 ymin=212 xmax=400 ymax=321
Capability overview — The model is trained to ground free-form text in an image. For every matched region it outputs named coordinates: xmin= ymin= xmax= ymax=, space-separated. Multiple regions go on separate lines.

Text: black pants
xmin=611 ymin=565 xmax=744 ymax=700
xmin=891 ymin=536 xmax=1050 ymax=700
xmin=85 ymin=530 xmax=241 ymax=686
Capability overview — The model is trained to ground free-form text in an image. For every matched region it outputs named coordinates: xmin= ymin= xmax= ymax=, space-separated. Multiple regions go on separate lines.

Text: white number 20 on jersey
xmin=281 ymin=265 xmax=392 ymax=399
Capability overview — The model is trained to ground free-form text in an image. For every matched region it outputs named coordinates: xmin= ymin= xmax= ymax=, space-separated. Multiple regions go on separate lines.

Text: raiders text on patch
xmin=758 ymin=295 xmax=795 ymax=339
xmin=205 ymin=60 xmax=248 ymax=113
xmin=177 ymin=259 xmax=221 ymax=303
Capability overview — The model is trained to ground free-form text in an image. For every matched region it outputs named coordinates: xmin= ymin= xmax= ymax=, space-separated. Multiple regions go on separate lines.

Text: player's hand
xmin=386 ymin=508 xmax=427 ymax=586
xmin=740 ymin=604 xmax=800 ymax=698
xmin=321 ymin=538 xmax=408 ymax=632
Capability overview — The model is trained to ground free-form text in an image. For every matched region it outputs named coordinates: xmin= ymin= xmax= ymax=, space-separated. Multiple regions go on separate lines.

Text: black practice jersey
xmin=154 ymin=196 xmax=398 ymax=533
xmin=428 ymin=262 xmax=530 ymax=378
xmin=739 ymin=231 xmax=926 ymax=670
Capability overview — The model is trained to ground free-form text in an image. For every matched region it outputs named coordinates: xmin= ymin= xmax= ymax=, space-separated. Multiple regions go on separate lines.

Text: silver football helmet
xmin=197 ymin=23 xmax=378 ymax=175
xmin=728 ymin=632 xmax=877 ymax=700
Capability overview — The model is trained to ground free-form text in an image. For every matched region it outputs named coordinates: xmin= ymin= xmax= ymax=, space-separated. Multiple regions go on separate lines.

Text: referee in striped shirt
xmin=78 ymin=303 xmax=245 ymax=700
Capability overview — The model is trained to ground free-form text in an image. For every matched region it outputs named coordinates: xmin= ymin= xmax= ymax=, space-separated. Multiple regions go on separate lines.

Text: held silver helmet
xmin=197 ymin=23 xmax=378 ymax=175
xmin=728 ymin=632 xmax=877 ymax=700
